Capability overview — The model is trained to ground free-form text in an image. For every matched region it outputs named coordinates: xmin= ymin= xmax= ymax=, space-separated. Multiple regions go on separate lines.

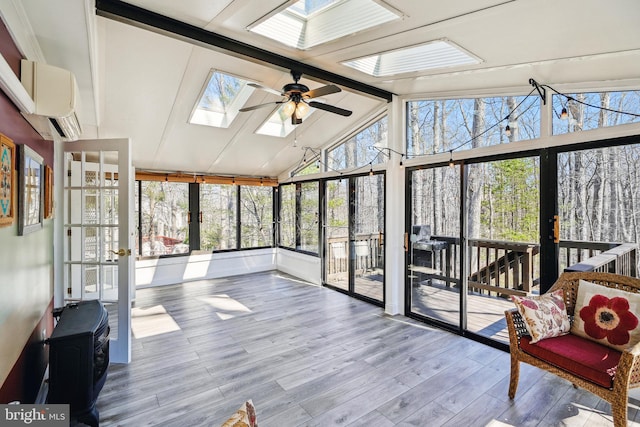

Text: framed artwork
xmin=0 ymin=134 xmax=16 ymax=227
xmin=44 ymin=165 xmax=53 ymax=219
xmin=18 ymin=144 xmax=44 ymax=235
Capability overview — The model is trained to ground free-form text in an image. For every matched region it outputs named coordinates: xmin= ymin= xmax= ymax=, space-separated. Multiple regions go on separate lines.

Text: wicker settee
xmin=505 ymin=272 xmax=640 ymax=427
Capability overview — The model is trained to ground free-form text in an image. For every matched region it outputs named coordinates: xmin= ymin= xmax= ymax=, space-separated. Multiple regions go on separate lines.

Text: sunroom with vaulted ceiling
xmin=2 ymin=1 xmax=640 ymax=421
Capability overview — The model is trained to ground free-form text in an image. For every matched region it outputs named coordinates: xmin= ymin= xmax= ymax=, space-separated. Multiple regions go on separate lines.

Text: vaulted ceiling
xmin=13 ymin=0 xmax=640 ymax=179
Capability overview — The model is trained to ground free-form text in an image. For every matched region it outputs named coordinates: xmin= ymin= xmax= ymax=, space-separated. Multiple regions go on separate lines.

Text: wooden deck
xmin=97 ymin=271 xmax=640 ymax=426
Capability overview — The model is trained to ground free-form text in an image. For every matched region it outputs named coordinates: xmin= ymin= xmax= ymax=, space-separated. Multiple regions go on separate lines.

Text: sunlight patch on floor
xmin=197 ymin=294 xmax=252 ymax=320
xmin=131 ymin=305 xmax=181 ymax=338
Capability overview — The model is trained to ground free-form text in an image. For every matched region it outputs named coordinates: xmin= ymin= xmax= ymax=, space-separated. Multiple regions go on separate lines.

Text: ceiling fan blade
xmin=303 ymin=84 xmax=341 ymax=99
xmin=247 ymin=82 xmax=282 ymax=96
xmin=309 ymin=101 xmax=352 ymax=117
xmin=239 ymin=101 xmax=284 ymax=112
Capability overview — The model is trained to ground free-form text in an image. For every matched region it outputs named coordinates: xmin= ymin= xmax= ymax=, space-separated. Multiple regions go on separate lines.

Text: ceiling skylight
xmin=288 ymin=0 xmax=340 ymax=17
xmin=342 ymin=40 xmax=482 ymax=77
xmin=248 ymin=0 xmax=402 ymax=50
xmin=189 ymin=70 xmax=254 ymax=128
xmin=256 ymin=103 xmax=317 ymax=137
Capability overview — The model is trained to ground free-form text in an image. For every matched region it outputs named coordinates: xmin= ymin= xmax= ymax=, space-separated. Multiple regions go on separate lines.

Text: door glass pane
xmin=354 ymin=174 xmax=384 ymax=302
xmin=558 ymin=145 xmax=640 ymax=276
xmin=408 ymin=166 xmax=461 ymax=326
xmin=466 ymin=157 xmax=540 ymax=343
xmin=325 ymin=179 xmax=349 ymax=291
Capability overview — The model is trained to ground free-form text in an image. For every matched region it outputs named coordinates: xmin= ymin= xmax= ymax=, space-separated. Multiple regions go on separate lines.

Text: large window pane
xmin=407 ymin=96 xmax=540 ymax=157
xmin=553 ymin=90 xmax=640 ymax=135
xmin=200 ymin=184 xmax=237 ymax=251
xmin=325 ymin=179 xmax=349 ymax=290
xmin=241 ymin=186 xmax=273 ymax=248
xmin=327 ymin=116 xmax=387 ymax=171
xmin=354 ymin=174 xmax=384 ymax=302
xmin=299 ymin=182 xmax=319 ymax=253
xmin=280 ymin=184 xmax=296 ymax=248
xmin=139 ymin=181 xmax=189 ymax=256
xmin=408 ymin=166 xmax=461 ymax=326
xmin=466 ymin=157 xmax=540 ymax=344
xmin=559 ymin=144 xmax=640 ymax=276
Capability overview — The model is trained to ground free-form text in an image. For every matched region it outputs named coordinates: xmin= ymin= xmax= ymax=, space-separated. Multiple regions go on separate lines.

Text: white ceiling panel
xmin=8 ymin=0 xmax=640 ymax=179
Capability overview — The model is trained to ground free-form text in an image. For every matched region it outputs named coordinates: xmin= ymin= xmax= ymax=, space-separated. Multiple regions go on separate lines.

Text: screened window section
xmin=200 ymin=183 xmax=237 ymax=251
xmin=136 ymin=181 xmax=274 ymax=256
xmin=279 ymin=184 xmax=296 ymax=248
xmin=552 ymin=90 xmax=640 ymax=135
xmin=138 ymin=181 xmax=189 ymax=256
xmin=406 ymin=96 xmax=540 ymax=157
xmin=299 ymin=182 xmax=319 ymax=253
xmin=326 ymin=116 xmax=388 ymax=171
xmin=241 ymin=186 xmax=274 ymax=248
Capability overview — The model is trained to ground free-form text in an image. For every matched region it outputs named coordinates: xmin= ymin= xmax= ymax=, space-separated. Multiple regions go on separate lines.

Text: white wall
xmin=135 ymin=248 xmax=322 ymax=288
xmin=135 ymin=248 xmax=278 ymax=288
xmin=276 ymin=249 xmax=322 ymax=286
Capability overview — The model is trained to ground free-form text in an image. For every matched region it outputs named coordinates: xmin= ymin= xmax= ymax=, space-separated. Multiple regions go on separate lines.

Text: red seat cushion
xmin=520 ymin=334 xmax=621 ymax=388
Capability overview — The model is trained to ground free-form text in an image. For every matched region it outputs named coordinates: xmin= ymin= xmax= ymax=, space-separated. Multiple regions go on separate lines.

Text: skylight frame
xmin=341 ymin=39 xmax=482 ymax=77
xmin=189 ymin=69 xmax=255 ymax=129
xmin=247 ymin=0 xmax=402 ymax=50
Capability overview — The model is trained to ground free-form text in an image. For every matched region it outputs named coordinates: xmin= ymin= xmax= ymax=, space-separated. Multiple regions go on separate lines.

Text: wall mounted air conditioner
xmin=20 ymin=59 xmax=82 ymax=142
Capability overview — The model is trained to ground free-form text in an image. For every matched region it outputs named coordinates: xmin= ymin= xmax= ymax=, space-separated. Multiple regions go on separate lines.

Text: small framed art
xmin=0 ymin=134 xmax=15 ymax=227
xmin=18 ymin=144 xmax=44 ymax=235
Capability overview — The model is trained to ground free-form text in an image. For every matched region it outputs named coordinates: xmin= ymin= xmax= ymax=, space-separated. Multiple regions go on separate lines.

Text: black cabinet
xmin=47 ymin=300 xmax=109 ymax=427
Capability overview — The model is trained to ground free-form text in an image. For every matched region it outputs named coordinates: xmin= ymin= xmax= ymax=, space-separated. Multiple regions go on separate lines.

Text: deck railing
xmin=412 ymin=236 xmax=638 ymax=297
xmin=467 ymin=239 xmax=539 ymax=297
xmin=326 ymin=233 xmax=382 ymax=276
xmin=326 ymin=234 xmax=638 ymax=293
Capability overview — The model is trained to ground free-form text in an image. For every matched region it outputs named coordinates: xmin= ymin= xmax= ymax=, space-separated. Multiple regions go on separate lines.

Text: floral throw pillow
xmin=571 ymin=279 xmax=640 ymax=351
xmin=511 ymin=289 xmax=570 ymax=343
xmin=221 ymin=400 xmax=258 ymax=427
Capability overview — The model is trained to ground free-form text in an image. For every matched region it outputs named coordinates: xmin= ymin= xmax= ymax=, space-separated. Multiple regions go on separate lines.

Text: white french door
xmin=63 ymin=138 xmax=133 ymax=363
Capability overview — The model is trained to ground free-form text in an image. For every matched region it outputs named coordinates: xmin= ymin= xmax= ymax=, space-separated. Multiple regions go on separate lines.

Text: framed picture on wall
xmin=44 ymin=165 xmax=53 ymax=219
xmin=0 ymin=134 xmax=15 ymax=227
xmin=18 ymin=144 xmax=44 ymax=235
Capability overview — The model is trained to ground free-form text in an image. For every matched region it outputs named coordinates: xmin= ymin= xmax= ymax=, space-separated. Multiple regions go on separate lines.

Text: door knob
xmin=109 ymin=249 xmax=131 ymax=256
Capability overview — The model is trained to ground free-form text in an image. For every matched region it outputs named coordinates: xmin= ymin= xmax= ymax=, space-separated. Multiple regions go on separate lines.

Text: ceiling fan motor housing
xmin=282 ymin=82 xmax=310 ymax=96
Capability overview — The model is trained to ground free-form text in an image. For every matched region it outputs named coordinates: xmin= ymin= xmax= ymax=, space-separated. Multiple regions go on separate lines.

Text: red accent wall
xmin=0 ymin=300 xmax=54 ymax=404
xmin=0 ymin=18 xmax=54 ymax=403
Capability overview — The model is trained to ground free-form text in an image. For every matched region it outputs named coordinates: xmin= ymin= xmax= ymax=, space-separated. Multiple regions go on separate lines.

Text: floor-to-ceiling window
xmin=407 ymin=165 xmax=461 ymax=329
xmin=404 ymin=88 xmax=640 ymax=347
xmin=324 ymin=173 xmax=385 ymax=304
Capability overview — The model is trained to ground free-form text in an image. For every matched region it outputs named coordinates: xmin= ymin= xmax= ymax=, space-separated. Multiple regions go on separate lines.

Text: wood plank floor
xmin=97 ymin=272 xmax=640 ymax=426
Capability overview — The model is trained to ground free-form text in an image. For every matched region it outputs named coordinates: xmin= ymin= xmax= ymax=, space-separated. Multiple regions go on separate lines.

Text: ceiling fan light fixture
xmin=296 ymin=101 xmax=310 ymax=117
xmin=282 ymin=100 xmax=296 ymax=116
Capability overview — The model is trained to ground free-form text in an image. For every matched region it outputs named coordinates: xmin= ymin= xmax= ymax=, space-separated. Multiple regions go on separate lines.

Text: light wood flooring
xmin=97 ymin=272 xmax=640 ymax=426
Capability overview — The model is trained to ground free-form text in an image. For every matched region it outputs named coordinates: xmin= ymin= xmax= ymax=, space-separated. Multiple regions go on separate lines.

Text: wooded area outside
xmin=136 ymin=182 xmax=273 ymax=256
xmin=138 ymin=181 xmax=189 ymax=256
xmin=326 ymin=116 xmax=387 ymax=171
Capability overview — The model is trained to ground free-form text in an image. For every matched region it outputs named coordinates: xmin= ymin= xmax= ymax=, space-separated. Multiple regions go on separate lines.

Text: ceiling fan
xmin=240 ymin=70 xmax=353 ymax=124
